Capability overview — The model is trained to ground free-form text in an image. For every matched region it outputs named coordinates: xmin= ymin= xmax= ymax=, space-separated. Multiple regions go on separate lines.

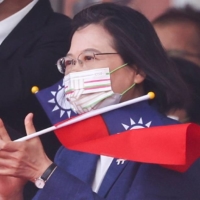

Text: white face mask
xmin=64 ymin=65 xmax=135 ymax=114
xmin=0 ymin=0 xmax=4 ymax=3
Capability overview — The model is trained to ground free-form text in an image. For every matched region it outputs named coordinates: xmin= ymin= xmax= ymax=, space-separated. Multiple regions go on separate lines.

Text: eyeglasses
xmin=167 ymin=50 xmax=200 ymax=59
xmin=57 ymin=51 xmax=119 ymax=74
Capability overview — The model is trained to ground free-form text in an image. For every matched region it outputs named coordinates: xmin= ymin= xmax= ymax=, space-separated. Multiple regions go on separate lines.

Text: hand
xmin=0 ymin=176 xmax=25 ymax=200
xmin=0 ymin=119 xmax=25 ymax=199
xmin=0 ymin=113 xmax=53 ymax=199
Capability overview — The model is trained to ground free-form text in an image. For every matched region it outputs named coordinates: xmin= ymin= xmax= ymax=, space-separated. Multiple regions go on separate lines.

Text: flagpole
xmin=15 ymin=92 xmax=155 ymax=142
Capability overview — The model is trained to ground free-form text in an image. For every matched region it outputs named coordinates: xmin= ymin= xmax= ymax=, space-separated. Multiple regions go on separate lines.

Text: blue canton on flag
xmin=35 ymin=79 xmax=77 ymax=124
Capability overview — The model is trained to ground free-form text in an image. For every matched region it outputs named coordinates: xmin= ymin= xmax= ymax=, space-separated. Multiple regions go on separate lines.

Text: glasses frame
xmin=57 ymin=52 xmax=119 ymax=74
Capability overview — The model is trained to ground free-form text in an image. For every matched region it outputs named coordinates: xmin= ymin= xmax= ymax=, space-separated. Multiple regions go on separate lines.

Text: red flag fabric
xmin=55 ymin=115 xmax=200 ymax=173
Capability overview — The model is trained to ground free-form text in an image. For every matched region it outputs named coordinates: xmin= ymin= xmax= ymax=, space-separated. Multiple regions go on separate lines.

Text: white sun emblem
xmin=122 ymin=117 xmax=152 ymax=130
xmin=115 ymin=117 xmax=152 ymax=165
xmin=48 ymin=83 xmax=75 ymax=118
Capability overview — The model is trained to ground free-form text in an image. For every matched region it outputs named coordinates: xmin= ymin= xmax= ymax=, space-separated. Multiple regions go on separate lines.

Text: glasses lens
xmin=57 ymin=57 xmax=66 ymax=74
xmin=57 ymin=52 xmax=97 ymax=74
xmin=57 ymin=57 xmax=76 ymax=74
xmin=78 ymin=51 xmax=95 ymax=68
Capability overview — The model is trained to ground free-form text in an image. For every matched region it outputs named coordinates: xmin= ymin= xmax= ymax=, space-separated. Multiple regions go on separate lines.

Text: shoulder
xmin=160 ymin=115 xmax=180 ymax=125
xmin=49 ymin=12 xmax=71 ymax=24
xmin=26 ymin=0 xmax=71 ymax=28
xmin=42 ymin=11 xmax=71 ymax=36
xmin=148 ymin=102 xmax=180 ymax=125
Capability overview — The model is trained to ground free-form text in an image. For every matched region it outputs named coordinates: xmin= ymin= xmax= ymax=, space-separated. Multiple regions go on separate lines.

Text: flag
xmin=34 ymin=81 xmax=200 ymax=172
xmin=35 ymin=79 xmax=77 ymax=124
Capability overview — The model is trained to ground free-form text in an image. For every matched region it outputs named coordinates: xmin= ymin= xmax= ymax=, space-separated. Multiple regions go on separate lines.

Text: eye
xmin=66 ymin=59 xmax=77 ymax=65
xmin=83 ymin=55 xmax=95 ymax=62
xmin=65 ymin=60 xmax=73 ymax=66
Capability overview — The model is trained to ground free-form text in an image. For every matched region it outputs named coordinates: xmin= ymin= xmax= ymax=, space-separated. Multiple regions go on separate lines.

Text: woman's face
xmin=65 ymin=24 xmax=145 ymax=101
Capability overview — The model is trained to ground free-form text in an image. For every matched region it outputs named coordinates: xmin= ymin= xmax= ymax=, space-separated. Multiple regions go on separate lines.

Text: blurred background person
xmin=167 ymin=57 xmax=200 ymax=124
xmin=64 ymin=0 xmax=103 ymax=17
xmin=0 ymin=0 xmax=71 ymax=157
xmin=152 ymin=6 xmax=200 ymax=66
xmin=0 ymin=0 xmax=71 ymax=199
xmin=63 ymin=0 xmax=133 ymax=17
xmin=50 ymin=0 xmax=200 ymax=23
xmin=151 ymin=5 xmax=200 ymax=124
xmin=57 ymin=0 xmax=170 ymax=21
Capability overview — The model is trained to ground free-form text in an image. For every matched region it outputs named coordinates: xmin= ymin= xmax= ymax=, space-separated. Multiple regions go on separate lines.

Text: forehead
xmin=69 ymin=24 xmax=115 ymax=54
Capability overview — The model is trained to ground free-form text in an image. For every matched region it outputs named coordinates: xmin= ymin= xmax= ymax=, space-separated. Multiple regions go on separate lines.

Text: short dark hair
xmin=153 ymin=6 xmax=200 ymax=26
xmin=170 ymin=57 xmax=200 ymax=124
xmin=153 ymin=6 xmax=200 ymax=53
xmin=70 ymin=3 xmax=190 ymax=113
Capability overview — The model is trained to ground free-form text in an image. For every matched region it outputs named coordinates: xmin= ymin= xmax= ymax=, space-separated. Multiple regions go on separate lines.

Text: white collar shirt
xmin=0 ymin=0 xmax=39 ymax=45
xmin=92 ymin=155 xmax=114 ymax=193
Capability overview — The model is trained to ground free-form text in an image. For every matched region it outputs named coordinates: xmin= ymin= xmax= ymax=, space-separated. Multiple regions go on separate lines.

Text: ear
xmin=133 ymin=68 xmax=146 ymax=84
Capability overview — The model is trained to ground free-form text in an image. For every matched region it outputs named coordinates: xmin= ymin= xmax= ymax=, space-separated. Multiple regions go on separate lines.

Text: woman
xmin=0 ymin=3 xmax=199 ymax=200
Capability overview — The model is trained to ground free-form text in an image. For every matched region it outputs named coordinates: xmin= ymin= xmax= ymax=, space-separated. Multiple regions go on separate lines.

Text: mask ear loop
xmin=108 ymin=63 xmax=128 ymax=74
xmin=121 ymin=83 xmax=135 ymax=95
xmin=108 ymin=63 xmax=135 ymax=95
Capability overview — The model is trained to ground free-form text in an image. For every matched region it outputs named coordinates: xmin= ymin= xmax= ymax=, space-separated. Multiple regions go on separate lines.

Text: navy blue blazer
xmin=0 ymin=0 xmax=71 ymax=137
xmin=0 ymin=1 xmax=71 ymax=199
xmin=33 ymin=102 xmax=200 ymax=199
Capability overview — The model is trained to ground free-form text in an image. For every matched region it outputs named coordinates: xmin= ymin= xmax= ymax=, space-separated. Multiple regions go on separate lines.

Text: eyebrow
xmin=67 ymin=48 xmax=102 ymax=57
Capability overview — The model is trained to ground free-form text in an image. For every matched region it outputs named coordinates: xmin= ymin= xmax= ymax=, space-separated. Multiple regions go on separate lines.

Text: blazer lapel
xmin=97 ymin=158 xmax=128 ymax=197
xmin=76 ymin=153 xmax=99 ymax=185
xmin=62 ymin=149 xmax=99 ymax=185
